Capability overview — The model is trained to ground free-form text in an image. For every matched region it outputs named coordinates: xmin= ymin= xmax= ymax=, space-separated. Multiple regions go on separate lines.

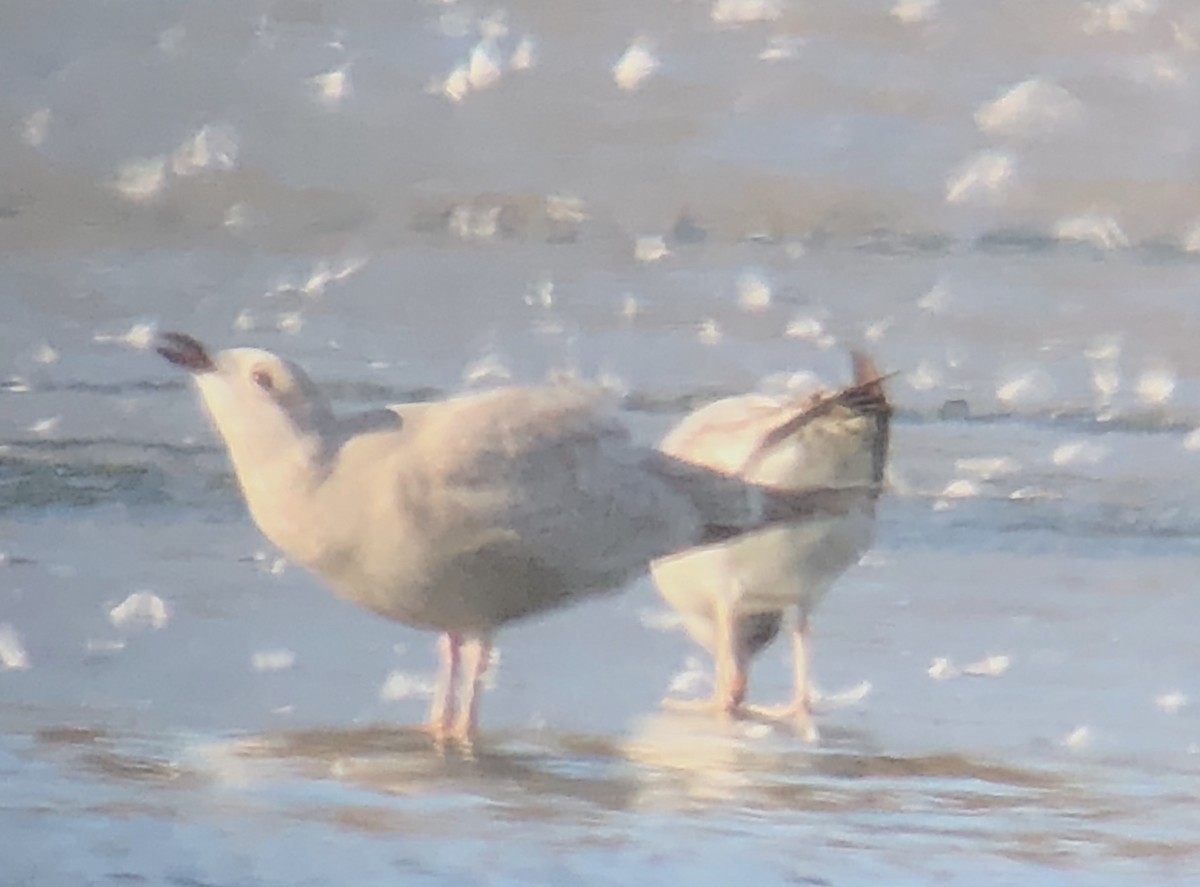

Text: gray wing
xmin=386 ymin=384 xmax=703 ymax=593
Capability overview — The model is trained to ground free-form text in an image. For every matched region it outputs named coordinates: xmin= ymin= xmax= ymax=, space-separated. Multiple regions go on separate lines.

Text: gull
xmin=157 ymin=334 xmax=870 ymax=740
xmin=650 ymin=353 xmax=891 ymax=740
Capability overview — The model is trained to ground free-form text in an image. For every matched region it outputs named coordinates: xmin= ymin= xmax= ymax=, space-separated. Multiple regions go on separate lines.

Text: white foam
xmin=863 ymin=317 xmax=893 ymax=343
xmin=1085 ymin=335 xmax=1122 ymax=364
xmin=109 ymin=591 xmax=170 ymax=631
xmin=812 ymin=680 xmax=872 ymax=708
xmin=468 ymin=39 xmax=504 ymax=91
xmin=276 ymin=311 xmax=305 ymax=335
xmin=545 ymin=193 xmax=587 ymax=224
xmin=1061 ymin=724 xmax=1092 ymax=751
xmin=32 ymin=343 xmax=58 ymax=365
xmin=449 ymin=204 xmax=501 ymax=240
xmin=638 ymin=608 xmax=686 ymax=633
xmin=26 ymin=416 xmax=60 ymax=436
xmin=1091 ymin=365 xmax=1121 ymax=404
xmin=917 ymin=281 xmax=953 ymax=313
xmin=111 ymin=156 xmax=167 ymax=203
xmin=784 ymin=314 xmax=825 ymax=342
xmin=252 ymin=649 xmax=296 ymax=672
xmin=1009 ymin=486 xmax=1058 ymax=501
xmin=1127 ymin=53 xmax=1186 ymax=87
xmin=477 ymin=10 xmax=508 ymax=41
xmin=463 ymin=352 xmax=512 ymax=386
xmin=963 ymin=654 xmax=1010 ymax=677
xmin=940 ymin=479 xmax=979 ymax=499
xmin=955 ymin=456 xmax=1021 ymax=479
xmin=1184 ymin=220 xmax=1200 ymax=253
xmin=758 ymin=35 xmax=805 ymax=61
xmin=94 ymin=321 xmax=158 ymax=350
xmin=974 ymin=79 xmax=1083 ymax=139
xmin=171 ymin=124 xmax=239 ymax=176
xmin=945 ymin=151 xmax=1015 ymax=205
xmin=891 ymin=0 xmax=939 ymax=24
xmin=1174 ymin=21 xmax=1199 ymax=51
xmin=1053 ymin=212 xmax=1129 ymax=250
xmin=311 ymin=65 xmax=352 ymax=108
xmin=437 ymin=64 xmax=472 ymax=103
xmin=697 ymin=318 xmax=722 ymax=346
xmin=597 ymin=370 xmax=630 ymax=399
xmin=1183 ymin=428 xmax=1200 ymax=452
xmin=84 ymin=638 xmax=126 ymax=658
xmin=711 ymin=0 xmax=783 ymax=27
xmin=1083 ymin=0 xmax=1159 ymax=35
xmin=232 ymin=309 xmax=257 ymax=333
xmin=379 ymin=670 xmax=435 ymax=701
xmin=510 ymin=36 xmax=536 ymax=71
xmin=621 ymin=295 xmax=641 ymax=319
xmin=667 ymin=656 xmax=709 ymax=695
xmin=21 ymin=108 xmax=50 ymax=148
xmin=436 ymin=6 xmax=472 ymax=38
xmin=613 ymin=39 xmax=659 ymax=92
xmin=1051 ymin=440 xmax=1108 ymax=467
xmin=634 ymin=235 xmax=670 ymax=263
xmin=1136 ymin=367 xmax=1175 ymax=405
xmin=223 ymin=203 xmax=250 ymax=231
xmin=736 ymin=269 xmax=772 ymax=312
xmin=927 ymin=657 xmax=959 ymax=680
xmin=996 ymin=368 xmax=1054 ymax=408
xmin=907 ymin=360 xmax=940 ymax=391
xmin=761 ymin=369 xmax=825 ymax=399
xmin=325 ymin=256 xmax=366 ymax=288
xmin=524 ymin=277 xmax=555 ymax=308
xmin=1155 ymin=691 xmax=1188 ymax=714
xmin=0 ymin=623 xmax=30 ymax=670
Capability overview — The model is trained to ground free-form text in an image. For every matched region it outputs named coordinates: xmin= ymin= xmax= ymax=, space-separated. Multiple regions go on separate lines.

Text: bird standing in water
xmin=158 ymin=333 xmax=872 ymax=741
xmin=651 ymin=353 xmax=891 ymax=740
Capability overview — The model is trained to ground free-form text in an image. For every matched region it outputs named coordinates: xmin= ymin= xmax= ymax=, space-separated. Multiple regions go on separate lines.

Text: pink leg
xmin=663 ymin=597 xmax=747 ymax=717
xmin=789 ymin=614 xmax=817 ymax=740
xmin=426 ymin=632 xmax=461 ymax=739
xmin=715 ymin=598 xmax=748 ymax=712
xmin=452 ymin=635 xmax=492 ymax=741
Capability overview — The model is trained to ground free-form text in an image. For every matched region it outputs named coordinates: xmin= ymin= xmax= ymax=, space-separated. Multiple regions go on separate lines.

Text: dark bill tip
xmin=157 ymin=332 xmax=216 ymax=373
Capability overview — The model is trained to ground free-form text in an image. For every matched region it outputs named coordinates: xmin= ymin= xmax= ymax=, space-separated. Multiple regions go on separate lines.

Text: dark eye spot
xmin=252 ymin=368 xmax=275 ymax=392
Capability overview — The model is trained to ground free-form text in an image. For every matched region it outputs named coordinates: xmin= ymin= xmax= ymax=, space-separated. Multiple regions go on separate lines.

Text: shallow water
xmin=4 ymin=1 xmax=1200 ymax=884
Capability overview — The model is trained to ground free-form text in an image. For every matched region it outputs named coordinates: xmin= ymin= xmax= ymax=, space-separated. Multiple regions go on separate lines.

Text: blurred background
xmin=3 ymin=1 xmax=1200 ymax=884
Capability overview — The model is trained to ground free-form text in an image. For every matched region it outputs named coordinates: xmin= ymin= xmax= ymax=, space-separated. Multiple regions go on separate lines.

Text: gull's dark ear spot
xmin=251 ymin=367 xmax=275 ymax=392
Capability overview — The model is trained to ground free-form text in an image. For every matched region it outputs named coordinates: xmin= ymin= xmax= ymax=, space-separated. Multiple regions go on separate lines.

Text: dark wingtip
xmin=157 ymin=332 xmax=215 ymax=373
xmin=845 ymin=350 xmax=892 ymax=492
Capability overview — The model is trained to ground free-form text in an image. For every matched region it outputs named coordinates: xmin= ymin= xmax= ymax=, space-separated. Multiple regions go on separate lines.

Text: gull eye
xmin=251 ymin=368 xmax=275 ymax=392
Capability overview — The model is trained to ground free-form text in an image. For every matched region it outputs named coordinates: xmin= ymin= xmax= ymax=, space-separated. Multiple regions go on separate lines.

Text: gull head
xmin=158 ymin=332 xmax=335 ymax=475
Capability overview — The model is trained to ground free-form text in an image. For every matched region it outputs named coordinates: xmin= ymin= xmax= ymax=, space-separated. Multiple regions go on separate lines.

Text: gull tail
xmin=697 ymin=350 xmax=893 ymax=543
xmin=752 ymin=350 xmax=892 ymax=492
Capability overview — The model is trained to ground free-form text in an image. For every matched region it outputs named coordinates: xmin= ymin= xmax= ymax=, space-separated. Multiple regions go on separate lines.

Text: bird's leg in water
xmin=427 ymin=632 xmax=462 ymax=739
xmin=715 ymin=595 xmax=749 ymax=712
xmin=664 ymin=595 xmax=748 ymax=716
xmin=452 ymin=634 xmax=492 ymax=740
xmin=747 ymin=613 xmax=819 ymax=741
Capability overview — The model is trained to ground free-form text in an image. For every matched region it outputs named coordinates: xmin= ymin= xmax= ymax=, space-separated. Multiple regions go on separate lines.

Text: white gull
xmin=157 ymin=333 xmax=867 ymax=740
xmin=650 ymin=353 xmax=891 ymax=740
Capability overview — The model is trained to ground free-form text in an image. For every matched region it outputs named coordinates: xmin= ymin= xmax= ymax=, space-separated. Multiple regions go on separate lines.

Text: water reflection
xmin=17 ymin=716 xmax=1200 ymax=876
